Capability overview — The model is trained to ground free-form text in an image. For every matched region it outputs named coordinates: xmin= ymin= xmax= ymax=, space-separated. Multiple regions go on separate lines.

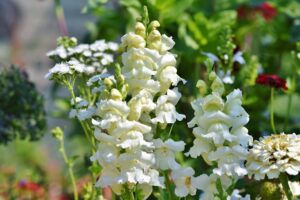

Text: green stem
xmin=216 ymin=178 xmax=227 ymax=200
xmin=59 ymin=132 xmax=78 ymax=200
xmin=64 ymin=79 xmax=96 ymax=150
xmin=279 ymin=173 xmax=293 ymax=200
xmin=64 ymin=79 xmax=98 ymax=197
xmin=164 ymin=171 xmax=176 ymax=200
xmin=121 ymin=185 xmax=135 ymax=200
xmin=284 ymin=94 xmax=292 ymax=130
xmin=270 ymin=88 xmax=277 ymax=134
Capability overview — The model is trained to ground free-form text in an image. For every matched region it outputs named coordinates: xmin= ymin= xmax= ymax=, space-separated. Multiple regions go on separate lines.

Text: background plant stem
xmin=284 ymin=94 xmax=292 ymax=130
xmin=279 ymin=173 xmax=293 ymax=200
xmin=270 ymin=88 xmax=277 ymax=134
xmin=59 ymin=130 xmax=78 ymax=200
xmin=54 ymin=0 xmax=68 ymax=36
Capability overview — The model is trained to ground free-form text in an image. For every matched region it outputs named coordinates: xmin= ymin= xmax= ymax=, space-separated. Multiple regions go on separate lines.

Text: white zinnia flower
xmin=246 ymin=133 xmax=300 ymax=180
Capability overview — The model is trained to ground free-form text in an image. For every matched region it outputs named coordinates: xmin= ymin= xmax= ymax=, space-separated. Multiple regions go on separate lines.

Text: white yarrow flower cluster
xmin=185 ymin=72 xmax=252 ymax=199
xmin=46 ymin=38 xmax=118 ymax=79
xmin=246 ymin=133 xmax=300 ymax=180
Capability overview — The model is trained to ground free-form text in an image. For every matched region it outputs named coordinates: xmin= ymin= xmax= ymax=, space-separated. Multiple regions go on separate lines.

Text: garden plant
xmin=1 ymin=0 xmax=300 ymax=199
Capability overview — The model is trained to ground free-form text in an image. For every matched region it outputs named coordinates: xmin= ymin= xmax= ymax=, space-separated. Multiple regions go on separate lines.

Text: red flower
xmin=17 ymin=180 xmax=42 ymax=192
xmin=237 ymin=4 xmax=256 ymax=20
xmin=256 ymin=2 xmax=276 ymax=20
xmin=256 ymin=74 xmax=288 ymax=90
xmin=237 ymin=2 xmax=276 ymax=21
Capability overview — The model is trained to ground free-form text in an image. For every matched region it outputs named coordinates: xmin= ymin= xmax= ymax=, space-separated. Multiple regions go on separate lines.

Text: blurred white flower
xmin=45 ymin=63 xmax=71 ymax=79
xmin=227 ymin=189 xmax=250 ymax=200
xmin=196 ymin=174 xmax=231 ymax=200
xmin=153 ymin=139 xmax=185 ymax=170
xmin=171 ymin=167 xmax=202 ymax=197
xmin=288 ymin=181 xmax=300 ymax=196
xmin=246 ymin=133 xmax=300 ymax=180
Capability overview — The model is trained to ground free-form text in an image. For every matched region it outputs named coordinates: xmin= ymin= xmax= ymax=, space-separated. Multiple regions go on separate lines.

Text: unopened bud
xmin=104 ymin=78 xmax=113 ymax=88
xmin=51 ymin=127 xmax=64 ymax=140
xmin=149 ymin=20 xmax=160 ymax=31
xmin=135 ymin=22 xmax=146 ymax=38
xmin=196 ymin=80 xmax=207 ymax=96
xmin=110 ymin=88 xmax=122 ymax=100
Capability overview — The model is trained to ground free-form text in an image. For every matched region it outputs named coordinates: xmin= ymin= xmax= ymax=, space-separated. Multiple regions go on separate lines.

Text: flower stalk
xmin=279 ymin=173 xmax=293 ymax=200
xmin=270 ymin=88 xmax=277 ymax=134
xmin=284 ymin=94 xmax=292 ymax=130
xmin=52 ymin=127 xmax=78 ymax=200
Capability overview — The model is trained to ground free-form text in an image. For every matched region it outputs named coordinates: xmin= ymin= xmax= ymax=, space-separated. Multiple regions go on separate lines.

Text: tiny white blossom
xmin=227 ymin=190 xmax=250 ymax=200
xmin=45 ymin=63 xmax=71 ymax=79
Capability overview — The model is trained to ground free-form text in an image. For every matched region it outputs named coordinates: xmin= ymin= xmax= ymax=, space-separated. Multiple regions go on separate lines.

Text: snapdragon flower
xmin=121 ymin=21 xmax=185 ymax=127
xmin=246 ymin=133 xmax=300 ymax=180
xmin=171 ymin=167 xmax=202 ymax=197
xmin=153 ymin=138 xmax=185 ymax=170
xmin=196 ymin=173 xmax=231 ymax=200
xmin=187 ymin=72 xmax=252 ymax=178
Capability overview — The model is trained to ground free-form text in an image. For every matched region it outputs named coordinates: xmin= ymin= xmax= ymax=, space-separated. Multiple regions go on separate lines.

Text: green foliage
xmin=0 ymin=67 xmax=46 ymax=145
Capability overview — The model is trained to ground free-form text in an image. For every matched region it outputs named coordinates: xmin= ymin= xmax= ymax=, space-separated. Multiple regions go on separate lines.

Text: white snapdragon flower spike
xmin=91 ymin=20 xmax=186 ymax=198
xmin=121 ymin=21 xmax=185 ymax=127
xmin=187 ymin=72 xmax=252 ymax=179
xmin=171 ymin=167 xmax=202 ymax=197
xmin=153 ymin=139 xmax=185 ymax=170
xmin=246 ymin=133 xmax=300 ymax=180
xmin=90 ymin=79 xmax=163 ymax=197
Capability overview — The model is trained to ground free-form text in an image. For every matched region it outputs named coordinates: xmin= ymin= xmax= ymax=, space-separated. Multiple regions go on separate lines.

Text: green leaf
xmin=178 ymin=23 xmax=199 ymax=50
xmin=273 ymin=94 xmax=300 ymax=118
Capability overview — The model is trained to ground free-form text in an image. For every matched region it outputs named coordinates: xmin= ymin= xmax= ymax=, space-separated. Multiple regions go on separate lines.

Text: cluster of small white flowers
xmin=90 ymin=21 xmax=186 ymax=198
xmin=246 ymin=133 xmax=300 ymax=180
xmin=46 ymin=38 xmax=118 ymax=79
